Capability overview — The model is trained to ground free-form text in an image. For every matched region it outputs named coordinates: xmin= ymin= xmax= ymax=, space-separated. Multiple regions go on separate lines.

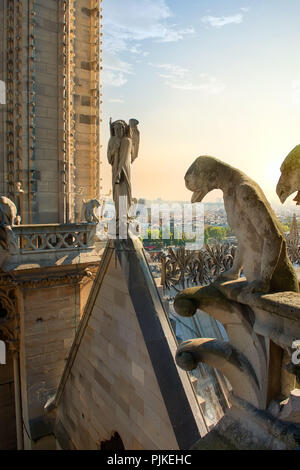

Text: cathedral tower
xmin=0 ymin=0 xmax=102 ymax=224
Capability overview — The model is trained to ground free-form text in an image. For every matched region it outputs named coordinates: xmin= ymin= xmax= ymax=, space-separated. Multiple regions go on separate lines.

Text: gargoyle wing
xmin=129 ymin=118 xmax=140 ymax=163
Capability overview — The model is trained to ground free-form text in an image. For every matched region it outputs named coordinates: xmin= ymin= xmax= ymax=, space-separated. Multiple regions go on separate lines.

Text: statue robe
xmin=107 ymin=135 xmax=133 ymax=219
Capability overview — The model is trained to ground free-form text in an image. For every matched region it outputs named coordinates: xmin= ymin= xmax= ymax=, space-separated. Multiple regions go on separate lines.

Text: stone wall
xmin=55 ymin=254 xmax=179 ymax=449
xmin=17 ymin=270 xmax=97 ymax=448
xmin=50 ymin=241 xmax=205 ymax=450
xmin=0 ymin=351 xmax=16 ymax=450
xmin=21 ymin=284 xmax=78 ymax=423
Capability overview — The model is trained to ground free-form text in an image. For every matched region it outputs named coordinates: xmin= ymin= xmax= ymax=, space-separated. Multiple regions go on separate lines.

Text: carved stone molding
xmin=15 ymin=265 xmax=98 ymax=290
xmin=0 ymin=286 xmax=19 ymax=352
xmin=91 ymin=0 xmax=102 ymax=201
xmin=6 ymin=0 xmax=16 ymax=201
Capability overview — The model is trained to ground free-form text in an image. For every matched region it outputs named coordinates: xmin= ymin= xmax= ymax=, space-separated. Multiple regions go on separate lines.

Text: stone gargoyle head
xmin=185 ymin=156 xmax=222 ymax=203
xmin=276 ymin=145 xmax=300 ymax=205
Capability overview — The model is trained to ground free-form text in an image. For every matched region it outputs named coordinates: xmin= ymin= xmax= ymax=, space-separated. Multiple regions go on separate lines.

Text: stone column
xmin=12 ymin=349 xmax=23 ymax=450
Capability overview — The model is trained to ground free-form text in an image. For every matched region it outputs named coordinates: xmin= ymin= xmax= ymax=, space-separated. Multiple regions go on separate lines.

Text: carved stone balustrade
xmin=4 ymin=223 xmax=103 ymax=271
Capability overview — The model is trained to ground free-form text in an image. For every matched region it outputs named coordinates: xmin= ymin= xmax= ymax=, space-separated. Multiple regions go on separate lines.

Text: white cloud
xmin=149 ymin=63 xmax=225 ymax=94
xmin=101 ymin=53 xmax=134 ymax=88
xmin=149 ymin=63 xmax=189 ymax=78
xmin=103 ymin=55 xmax=133 ymax=75
xmin=102 ymin=70 xmax=128 ymax=88
xmin=201 ymin=13 xmax=244 ymax=28
xmin=103 ymin=0 xmax=194 ymax=52
xmin=102 ymin=0 xmax=194 ymax=87
xmin=108 ymin=98 xmax=125 ymax=104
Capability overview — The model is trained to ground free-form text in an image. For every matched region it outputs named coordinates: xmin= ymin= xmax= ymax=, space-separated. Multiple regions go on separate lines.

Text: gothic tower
xmin=0 ymin=0 xmax=103 ymax=450
xmin=0 ymin=0 xmax=102 ymax=224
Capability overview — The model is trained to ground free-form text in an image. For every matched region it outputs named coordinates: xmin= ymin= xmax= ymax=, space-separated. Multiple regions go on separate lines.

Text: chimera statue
xmin=185 ymin=156 xmax=298 ymax=294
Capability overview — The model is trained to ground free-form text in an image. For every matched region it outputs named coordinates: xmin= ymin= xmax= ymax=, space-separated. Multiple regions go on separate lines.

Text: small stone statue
xmin=185 ymin=156 xmax=299 ymax=293
xmin=107 ymin=118 xmax=140 ymax=220
xmin=15 ymin=182 xmax=24 ymax=194
xmin=82 ymin=199 xmax=101 ymax=223
xmin=0 ymin=196 xmax=17 ymax=226
xmin=0 ymin=196 xmax=18 ymax=262
xmin=277 ymin=145 xmax=300 ymax=205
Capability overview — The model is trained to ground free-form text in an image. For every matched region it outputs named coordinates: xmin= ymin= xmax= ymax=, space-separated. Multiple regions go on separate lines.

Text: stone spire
xmin=288 ymin=214 xmax=299 ymax=249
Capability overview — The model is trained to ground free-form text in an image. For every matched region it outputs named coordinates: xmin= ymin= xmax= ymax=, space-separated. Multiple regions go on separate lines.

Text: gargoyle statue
xmin=0 ymin=196 xmax=18 ymax=263
xmin=185 ymin=156 xmax=298 ymax=294
xmin=82 ymin=199 xmax=101 ymax=224
xmin=276 ymin=145 xmax=300 ymax=205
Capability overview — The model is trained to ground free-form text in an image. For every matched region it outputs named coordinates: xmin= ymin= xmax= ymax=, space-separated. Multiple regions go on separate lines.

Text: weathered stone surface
xmin=172 ymin=156 xmax=300 ymax=449
xmin=277 ymin=145 xmax=300 ymax=205
xmin=192 ymin=394 xmax=300 ymax=450
xmin=176 ymin=338 xmax=262 ymax=408
xmin=185 ymin=156 xmax=298 ymax=294
xmin=280 ymin=389 xmax=300 ymax=423
xmin=46 ymin=239 xmax=206 ymax=450
xmin=108 ymin=119 xmax=140 ymax=220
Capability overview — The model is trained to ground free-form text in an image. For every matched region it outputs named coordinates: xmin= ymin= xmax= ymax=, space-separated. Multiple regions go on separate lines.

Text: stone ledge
xmin=219 ymin=278 xmax=300 ymax=322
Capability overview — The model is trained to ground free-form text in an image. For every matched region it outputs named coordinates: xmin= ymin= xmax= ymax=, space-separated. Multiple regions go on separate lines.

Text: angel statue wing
xmin=129 ymin=118 xmax=140 ymax=163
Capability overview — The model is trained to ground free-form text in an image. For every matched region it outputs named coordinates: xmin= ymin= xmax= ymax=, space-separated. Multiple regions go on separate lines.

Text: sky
xmin=100 ymin=0 xmax=300 ymax=209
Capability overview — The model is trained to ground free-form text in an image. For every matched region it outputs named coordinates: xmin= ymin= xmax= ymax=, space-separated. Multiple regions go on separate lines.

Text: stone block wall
xmin=51 ymin=241 xmax=205 ymax=450
xmin=16 ymin=270 xmax=97 ymax=448
xmin=0 ymin=351 xmax=16 ymax=450
xmin=21 ymin=285 xmax=77 ymax=422
xmin=56 ymin=255 xmax=179 ymax=450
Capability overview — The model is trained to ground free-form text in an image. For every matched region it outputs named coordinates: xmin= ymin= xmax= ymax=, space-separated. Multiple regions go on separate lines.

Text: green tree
xmin=204 ymin=226 xmax=227 ymax=243
xmin=281 ymin=224 xmax=290 ymax=233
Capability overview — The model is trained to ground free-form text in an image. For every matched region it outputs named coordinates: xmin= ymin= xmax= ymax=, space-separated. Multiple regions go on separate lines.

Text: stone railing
xmin=12 ymin=223 xmax=96 ymax=254
xmin=160 ymin=244 xmax=236 ymax=293
xmin=3 ymin=223 xmax=102 ymax=271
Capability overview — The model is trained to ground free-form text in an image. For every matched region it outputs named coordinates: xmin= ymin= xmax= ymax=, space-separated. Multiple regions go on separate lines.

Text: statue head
xmin=276 ymin=145 xmax=300 ymax=204
xmin=0 ymin=196 xmax=17 ymax=226
xmin=111 ymin=120 xmax=128 ymax=139
xmin=185 ymin=156 xmax=220 ymax=203
xmin=90 ymin=199 xmax=100 ymax=209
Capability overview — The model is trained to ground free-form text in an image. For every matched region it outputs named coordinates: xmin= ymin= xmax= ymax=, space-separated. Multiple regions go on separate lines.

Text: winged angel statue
xmin=107 ymin=118 xmax=140 ymax=220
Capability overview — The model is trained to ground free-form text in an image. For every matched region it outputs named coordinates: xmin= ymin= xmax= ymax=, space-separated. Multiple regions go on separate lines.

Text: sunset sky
xmin=100 ymin=0 xmax=300 ymax=208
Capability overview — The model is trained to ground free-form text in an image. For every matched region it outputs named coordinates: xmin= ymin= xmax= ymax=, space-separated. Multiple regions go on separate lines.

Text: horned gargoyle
xmin=276 ymin=145 xmax=300 ymax=205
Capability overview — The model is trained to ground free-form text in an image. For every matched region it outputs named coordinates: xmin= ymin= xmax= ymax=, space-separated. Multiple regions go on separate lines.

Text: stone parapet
xmin=5 ymin=223 xmax=103 ymax=271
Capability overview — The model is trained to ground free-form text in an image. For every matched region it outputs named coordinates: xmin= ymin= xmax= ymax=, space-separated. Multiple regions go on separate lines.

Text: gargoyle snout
xmin=184 ymin=166 xmax=195 ymax=191
xmin=276 ymin=176 xmax=291 ymax=204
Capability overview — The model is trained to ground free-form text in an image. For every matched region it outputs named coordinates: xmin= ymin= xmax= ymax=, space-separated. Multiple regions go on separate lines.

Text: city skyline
xmin=101 ymin=0 xmax=300 ymax=210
